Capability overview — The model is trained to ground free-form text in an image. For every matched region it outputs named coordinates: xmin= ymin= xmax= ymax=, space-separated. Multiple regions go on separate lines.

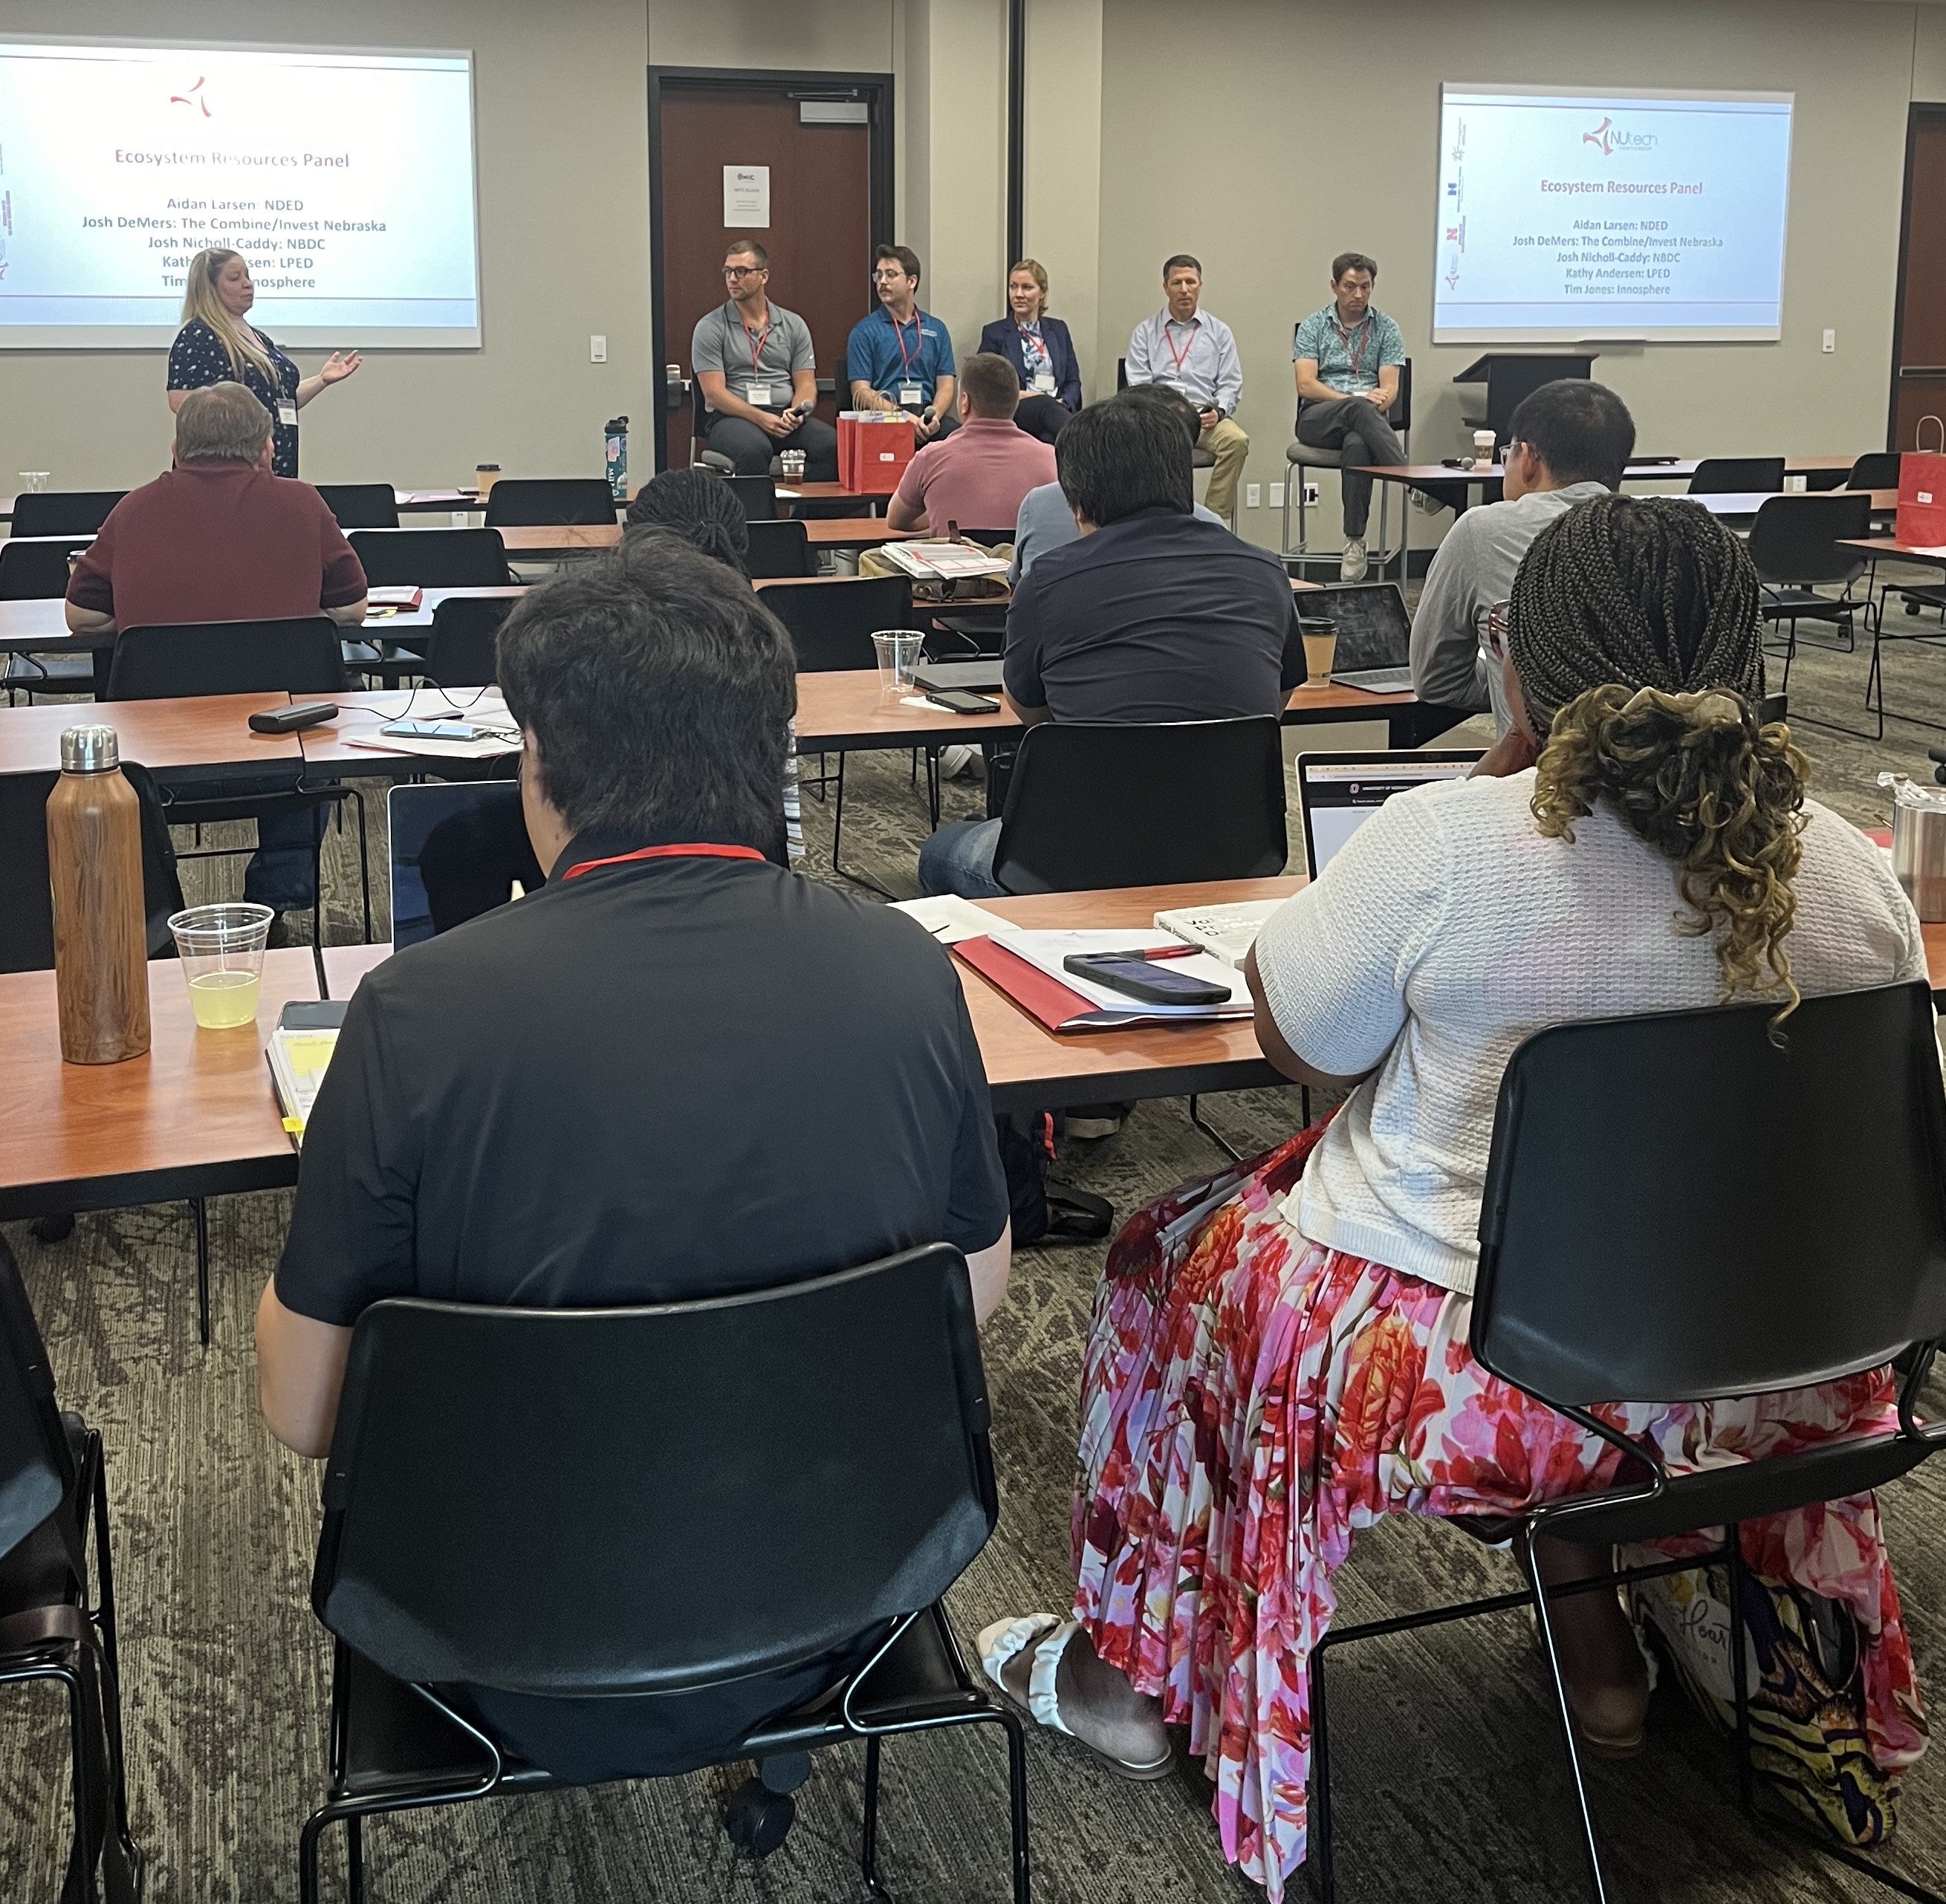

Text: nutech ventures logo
xmin=1583 ymin=115 xmax=1656 ymax=156
xmin=170 ymin=76 xmax=213 ymax=118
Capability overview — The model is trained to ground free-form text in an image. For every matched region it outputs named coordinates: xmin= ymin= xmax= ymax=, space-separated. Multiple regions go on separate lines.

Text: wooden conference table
xmin=499 ymin=519 xmax=912 ymax=559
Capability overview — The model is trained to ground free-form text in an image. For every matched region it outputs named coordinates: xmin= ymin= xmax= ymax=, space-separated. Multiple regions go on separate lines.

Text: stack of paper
xmin=1153 ymin=898 xmax=1289 ymax=968
xmin=877 ymin=540 xmax=1013 ymax=582
xmin=266 ymin=1001 xmax=348 ymax=1149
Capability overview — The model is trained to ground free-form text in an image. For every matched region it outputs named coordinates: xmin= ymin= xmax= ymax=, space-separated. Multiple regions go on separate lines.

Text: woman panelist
xmin=978 ymin=259 xmax=1080 ymax=445
xmin=167 ymin=248 xmax=360 ymax=477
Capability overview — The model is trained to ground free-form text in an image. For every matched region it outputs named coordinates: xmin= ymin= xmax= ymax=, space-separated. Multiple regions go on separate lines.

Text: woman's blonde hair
xmin=1508 ymin=495 xmax=1809 ymax=1024
xmin=1008 ymin=258 xmax=1050 ymax=316
xmin=180 ymin=249 xmax=276 ymax=390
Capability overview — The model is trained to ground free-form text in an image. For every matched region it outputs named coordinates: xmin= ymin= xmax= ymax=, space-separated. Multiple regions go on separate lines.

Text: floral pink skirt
xmin=1070 ymin=1123 xmax=1926 ymax=1900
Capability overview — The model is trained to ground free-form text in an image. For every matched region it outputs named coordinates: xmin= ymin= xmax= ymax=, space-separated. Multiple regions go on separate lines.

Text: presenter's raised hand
xmin=320 ymin=351 xmax=362 ymax=385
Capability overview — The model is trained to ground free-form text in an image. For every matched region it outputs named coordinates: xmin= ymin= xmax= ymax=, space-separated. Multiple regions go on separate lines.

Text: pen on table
xmin=1106 ymin=944 xmax=1201 ymax=961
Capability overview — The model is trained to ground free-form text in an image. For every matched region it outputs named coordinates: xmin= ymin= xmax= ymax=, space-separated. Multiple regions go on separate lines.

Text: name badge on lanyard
xmin=898 ymin=383 xmax=924 ymax=408
xmin=1031 ymin=371 xmax=1056 ymax=394
xmin=892 ymin=313 xmax=925 ymax=409
xmin=277 ymin=401 xmax=298 ymax=428
xmin=745 ymin=382 xmax=774 ymax=408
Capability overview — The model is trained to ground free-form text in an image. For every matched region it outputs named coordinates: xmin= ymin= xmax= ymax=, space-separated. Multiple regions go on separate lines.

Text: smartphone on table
xmin=1063 ymin=953 xmax=1230 ymax=1005
xmin=925 ymin=689 xmax=1000 ymax=715
xmin=380 ymin=718 xmax=481 ymax=741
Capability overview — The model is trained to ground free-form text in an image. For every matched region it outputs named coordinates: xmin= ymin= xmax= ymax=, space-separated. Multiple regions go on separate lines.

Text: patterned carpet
xmin=6 ymin=566 xmax=1946 ymax=1901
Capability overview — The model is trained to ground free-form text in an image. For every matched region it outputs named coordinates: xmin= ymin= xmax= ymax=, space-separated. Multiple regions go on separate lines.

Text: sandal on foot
xmin=976 ymin=1614 xmax=1175 ymax=1782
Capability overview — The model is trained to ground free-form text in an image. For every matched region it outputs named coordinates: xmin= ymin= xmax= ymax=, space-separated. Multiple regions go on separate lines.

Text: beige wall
xmin=0 ymin=0 xmax=652 ymax=493
xmin=1098 ymin=0 xmax=1946 ymax=548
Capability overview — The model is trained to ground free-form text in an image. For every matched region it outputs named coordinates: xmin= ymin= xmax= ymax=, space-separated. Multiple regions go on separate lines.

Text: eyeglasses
xmin=1485 ymin=600 xmax=1512 ymax=662
xmin=872 ymin=270 xmax=909 ymax=285
xmin=722 ymin=265 xmax=765 ymax=280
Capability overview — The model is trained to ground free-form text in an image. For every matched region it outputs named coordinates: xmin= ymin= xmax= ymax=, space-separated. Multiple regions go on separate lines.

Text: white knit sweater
xmin=1253 ymin=770 xmax=1926 ymax=1295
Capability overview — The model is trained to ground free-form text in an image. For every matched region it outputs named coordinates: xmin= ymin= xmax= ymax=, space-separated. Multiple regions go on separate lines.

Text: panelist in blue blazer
xmin=978 ymin=259 xmax=1082 ymax=445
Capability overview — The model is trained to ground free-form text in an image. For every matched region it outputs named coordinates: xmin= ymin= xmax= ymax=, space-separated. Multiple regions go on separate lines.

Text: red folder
xmin=953 ymin=936 xmax=1242 ymax=1033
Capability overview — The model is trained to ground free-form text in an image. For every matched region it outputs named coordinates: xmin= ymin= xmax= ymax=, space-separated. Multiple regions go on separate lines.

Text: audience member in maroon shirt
xmin=66 ymin=382 xmax=367 ymax=637
xmin=65 ymin=383 xmax=370 ymax=927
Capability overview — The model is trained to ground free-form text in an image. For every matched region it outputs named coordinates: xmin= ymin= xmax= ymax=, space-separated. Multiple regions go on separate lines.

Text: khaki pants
xmin=1199 ymin=415 xmax=1249 ymax=522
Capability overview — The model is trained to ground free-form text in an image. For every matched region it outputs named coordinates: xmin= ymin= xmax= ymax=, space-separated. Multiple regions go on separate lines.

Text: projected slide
xmin=1434 ymin=86 xmax=1794 ymax=344
xmin=0 ymin=40 xmax=479 ymax=347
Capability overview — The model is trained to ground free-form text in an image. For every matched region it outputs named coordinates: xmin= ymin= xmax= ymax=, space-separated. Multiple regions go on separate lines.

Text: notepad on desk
xmin=955 ymin=929 xmax=1250 ymax=1033
xmin=267 ymin=1001 xmax=348 ymax=1149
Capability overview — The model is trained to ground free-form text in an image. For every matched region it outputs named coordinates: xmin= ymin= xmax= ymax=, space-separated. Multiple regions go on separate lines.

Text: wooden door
xmin=1893 ymin=108 xmax=1946 ymax=451
xmin=653 ymin=80 xmax=882 ymax=469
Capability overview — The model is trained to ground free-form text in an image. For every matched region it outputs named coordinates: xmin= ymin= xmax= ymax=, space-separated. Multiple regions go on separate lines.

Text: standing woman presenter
xmin=166 ymin=248 xmax=360 ymax=477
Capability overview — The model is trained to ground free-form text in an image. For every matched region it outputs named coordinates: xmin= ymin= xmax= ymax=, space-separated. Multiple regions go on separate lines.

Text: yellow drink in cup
xmin=187 ymin=969 xmax=262 ymax=1029
xmin=168 ymin=903 xmax=274 ymax=1031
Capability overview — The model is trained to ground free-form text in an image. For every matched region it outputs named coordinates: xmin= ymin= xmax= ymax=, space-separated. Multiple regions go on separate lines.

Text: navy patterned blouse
xmin=166 ymin=317 xmax=301 ymax=476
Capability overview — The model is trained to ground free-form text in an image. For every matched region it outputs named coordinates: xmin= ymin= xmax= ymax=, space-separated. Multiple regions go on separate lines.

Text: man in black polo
xmin=918 ymin=398 xmax=1305 ymax=897
xmin=258 ymin=540 xmax=1011 ymax=1776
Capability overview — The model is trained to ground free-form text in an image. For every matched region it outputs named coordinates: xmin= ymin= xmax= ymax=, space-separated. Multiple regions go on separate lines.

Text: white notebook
xmin=1152 ymin=898 xmax=1290 ymax=969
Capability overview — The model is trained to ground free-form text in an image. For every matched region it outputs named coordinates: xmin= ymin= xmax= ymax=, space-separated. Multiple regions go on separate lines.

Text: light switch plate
xmin=1245 ymin=483 xmax=1262 ymax=510
xmin=1822 ymin=328 xmax=1835 ymax=354
xmin=1303 ymin=482 xmax=1320 ymax=507
xmin=590 ymin=334 xmax=608 ymax=363
xmin=1269 ymin=482 xmax=1286 ymax=507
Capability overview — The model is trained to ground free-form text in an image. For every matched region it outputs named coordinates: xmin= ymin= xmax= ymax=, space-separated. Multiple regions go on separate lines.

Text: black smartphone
xmin=1063 ymin=954 xmax=1230 ymax=1005
xmin=926 ymin=689 xmax=1000 ymax=715
xmin=380 ymin=718 xmax=480 ymax=741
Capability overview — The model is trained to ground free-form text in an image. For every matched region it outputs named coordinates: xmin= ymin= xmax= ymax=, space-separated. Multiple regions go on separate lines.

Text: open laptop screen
xmin=1298 ymin=751 xmax=1485 ymax=879
xmin=388 ymin=782 xmax=544 ymax=951
xmin=1301 ymin=584 xmax=1412 ymax=674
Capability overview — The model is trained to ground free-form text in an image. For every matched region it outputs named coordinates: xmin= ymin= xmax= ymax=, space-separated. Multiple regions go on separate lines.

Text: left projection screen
xmin=0 ymin=40 xmax=480 ymax=348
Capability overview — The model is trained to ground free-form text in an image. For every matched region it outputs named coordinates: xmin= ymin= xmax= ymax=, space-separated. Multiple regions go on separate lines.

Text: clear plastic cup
xmin=168 ymin=903 xmax=274 ymax=1029
xmin=18 ymin=471 xmax=49 ymax=493
xmin=872 ymin=628 xmax=924 ymax=703
xmin=779 ymin=449 xmax=808 ymax=483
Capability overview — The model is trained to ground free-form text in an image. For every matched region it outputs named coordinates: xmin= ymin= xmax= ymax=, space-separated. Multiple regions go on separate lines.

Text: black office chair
xmin=0 ymin=537 xmax=98 ymax=701
xmin=1307 ymin=982 xmax=1946 ymax=1904
xmin=746 ymin=518 xmax=815 ymax=579
xmin=421 ymin=594 xmax=516 ymax=689
xmin=0 ymin=1235 xmax=143 ymax=1904
xmin=1688 ymin=456 xmax=1786 ymax=496
xmin=482 ymin=478 xmax=618 ymax=527
xmin=1847 ymin=452 xmax=1902 ymax=492
xmin=762 ymin=575 xmax=914 ymax=672
xmin=297 ymin=1245 xmax=1029 ymax=1903
xmin=107 ymin=617 xmax=370 ymax=958
xmin=990 ymin=718 xmax=1287 ymax=894
xmin=1284 ymin=360 xmax=1415 ymax=566
xmin=1749 ymin=493 xmax=1872 ymax=676
xmin=347 ymin=528 xmax=511 ymax=588
xmin=10 ymin=491 xmax=126 ymax=538
xmin=724 ymin=473 xmax=780 ymax=521
xmin=316 ymin=484 xmax=400 ymax=530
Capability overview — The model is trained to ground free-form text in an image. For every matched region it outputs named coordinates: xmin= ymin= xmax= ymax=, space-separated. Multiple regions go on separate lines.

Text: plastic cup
xmin=168 ymin=903 xmax=273 ymax=1029
xmin=780 ymin=449 xmax=808 ymax=484
xmin=872 ymin=628 xmax=924 ymax=703
xmin=19 ymin=471 xmax=49 ymax=493
xmin=1302 ymin=631 xmax=1337 ymax=686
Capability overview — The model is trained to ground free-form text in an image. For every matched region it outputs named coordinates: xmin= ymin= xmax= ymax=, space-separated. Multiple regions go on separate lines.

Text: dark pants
xmin=1297 ymin=395 xmax=1407 ymax=538
xmin=169 ymin=775 xmax=325 ymax=913
xmin=704 ymin=410 xmax=840 ymax=481
xmin=1013 ymin=394 xmax=1074 ymax=445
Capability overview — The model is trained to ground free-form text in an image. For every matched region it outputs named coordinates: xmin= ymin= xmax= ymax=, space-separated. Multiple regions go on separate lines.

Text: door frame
xmin=648 ymin=66 xmax=896 ymax=473
xmin=1888 ymin=100 xmax=1946 ymax=452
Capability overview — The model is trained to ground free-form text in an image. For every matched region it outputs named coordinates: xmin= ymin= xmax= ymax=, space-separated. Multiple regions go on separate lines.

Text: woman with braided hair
xmin=981 ymin=496 xmax=1927 ymax=1900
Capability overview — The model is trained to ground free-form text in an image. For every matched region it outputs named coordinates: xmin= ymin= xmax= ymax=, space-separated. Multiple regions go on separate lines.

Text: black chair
xmin=724 ymin=473 xmax=780 ymax=521
xmin=297 ymin=1245 xmax=1028 ymax=1903
xmin=1750 ymin=493 xmax=1872 ymax=677
xmin=420 ymin=594 xmax=516 ymax=689
xmin=0 ymin=1235 xmax=143 ymax=1904
xmin=990 ymin=718 xmax=1287 ymax=894
xmin=1847 ymin=452 xmax=1902 ymax=492
xmin=746 ymin=518 xmax=815 ymax=579
xmin=1 ymin=538 xmax=97 ymax=701
xmin=762 ymin=575 xmax=914 ymax=672
xmin=316 ymin=484 xmax=400 ymax=530
xmin=107 ymin=617 xmax=371 ymax=959
xmin=1284 ymin=360 xmax=1415 ymax=565
xmin=347 ymin=528 xmax=511 ymax=589
xmin=1308 ymin=982 xmax=1946 ymax=1904
xmin=1688 ymin=456 xmax=1786 ymax=496
xmin=481 ymin=478 xmax=618 ymax=527
xmin=10 ymin=491 xmax=126 ymax=538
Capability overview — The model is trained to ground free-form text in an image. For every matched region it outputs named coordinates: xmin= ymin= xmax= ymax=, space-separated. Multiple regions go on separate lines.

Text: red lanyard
xmin=744 ymin=318 xmax=772 ymax=376
xmin=560 ymin=842 xmax=765 ymax=881
xmin=892 ymin=312 xmax=924 ymax=376
xmin=1332 ymin=313 xmax=1372 ymax=380
xmin=1163 ymin=316 xmax=1199 ymax=376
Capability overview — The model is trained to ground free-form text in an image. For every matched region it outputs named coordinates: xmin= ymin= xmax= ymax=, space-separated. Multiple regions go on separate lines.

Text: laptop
xmin=1297 ymin=750 xmax=1486 ymax=880
xmin=1300 ymin=582 xmax=1415 ymax=693
xmin=388 ymin=782 xmax=545 ymax=951
xmin=913 ymin=658 xmax=1005 ymax=694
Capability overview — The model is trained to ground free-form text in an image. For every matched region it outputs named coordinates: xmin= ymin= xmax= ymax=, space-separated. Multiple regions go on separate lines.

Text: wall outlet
xmin=1245 ymin=482 xmax=1262 ymax=510
xmin=1822 ymin=328 xmax=1836 ymax=354
xmin=1303 ymin=481 xmax=1320 ymax=507
xmin=1269 ymin=482 xmax=1286 ymax=507
xmin=590 ymin=334 xmax=608 ymax=363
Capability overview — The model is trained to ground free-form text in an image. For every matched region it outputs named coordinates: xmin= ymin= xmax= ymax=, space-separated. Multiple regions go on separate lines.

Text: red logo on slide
xmin=170 ymin=77 xmax=213 ymax=117
xmin=1583 ymin=117 xmax=1617 ymax=155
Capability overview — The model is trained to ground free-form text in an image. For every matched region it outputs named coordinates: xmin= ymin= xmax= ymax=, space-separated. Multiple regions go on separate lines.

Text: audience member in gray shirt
xmin=1410 ymin=380 xmax=1636 ymax=734
xmin=1011 ymin=384 xmax=1227 ymax=579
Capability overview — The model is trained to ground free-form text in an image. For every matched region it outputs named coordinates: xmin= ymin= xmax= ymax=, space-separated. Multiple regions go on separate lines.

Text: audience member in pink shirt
xmin=887 ymin=354 xmax=1058 ymax=537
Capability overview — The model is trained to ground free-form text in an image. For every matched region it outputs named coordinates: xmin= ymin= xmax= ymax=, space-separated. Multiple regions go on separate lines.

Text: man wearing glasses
xmin=692 ymin=238 xmax=838 ymax=479
xmin=1409 ymin=378 xmax=1635 ymax=735
xmin=848 ymin=244 xmax=958 ymax=443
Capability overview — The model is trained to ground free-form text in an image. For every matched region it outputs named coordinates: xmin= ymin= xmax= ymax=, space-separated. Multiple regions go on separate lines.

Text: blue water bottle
xmin=604 ymin=416 xmax=629 ymax=501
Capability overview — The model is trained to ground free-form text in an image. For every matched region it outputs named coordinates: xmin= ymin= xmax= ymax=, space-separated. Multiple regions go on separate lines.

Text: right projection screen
xmin=1433 ymin=85 xmax=1794 ymax=344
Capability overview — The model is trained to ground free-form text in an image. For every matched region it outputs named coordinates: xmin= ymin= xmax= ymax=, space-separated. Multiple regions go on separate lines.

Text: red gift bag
xmin=838 ymin=415 xmax=916 ymax=494
xmin=1896 ymin=417 xmax=1946 ymax=549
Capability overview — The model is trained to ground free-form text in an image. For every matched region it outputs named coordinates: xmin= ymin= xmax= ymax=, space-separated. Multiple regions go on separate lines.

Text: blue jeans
xmin=918 ymin=818 xmax=1007 ymax=898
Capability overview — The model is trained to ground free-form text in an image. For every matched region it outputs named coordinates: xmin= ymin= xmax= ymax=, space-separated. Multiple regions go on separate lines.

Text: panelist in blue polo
xmin=847 ymin=244 xmax=958 ymax=443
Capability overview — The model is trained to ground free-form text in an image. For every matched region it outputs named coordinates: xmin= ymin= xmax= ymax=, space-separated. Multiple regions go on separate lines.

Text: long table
xmin=0 ymin=692 xmax=301 ymax=776
xmin=499 ymin=519 xmax=912 ymax=559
